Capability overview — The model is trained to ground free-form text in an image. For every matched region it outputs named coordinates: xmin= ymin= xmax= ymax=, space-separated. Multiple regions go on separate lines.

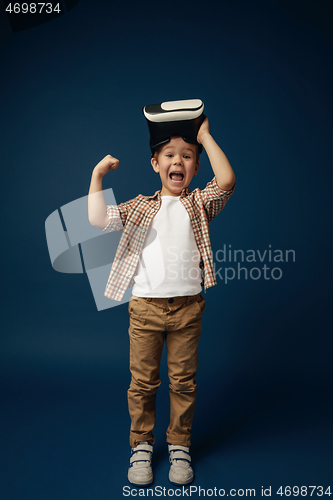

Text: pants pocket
xmin=194 ymin=293 xmax=205 ymax=314
xmin=128 ymin=297 xmax=149 ymax=326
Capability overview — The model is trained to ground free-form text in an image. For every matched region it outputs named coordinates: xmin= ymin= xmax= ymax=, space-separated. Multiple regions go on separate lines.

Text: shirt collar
xmin=147 ymin=186 xmax=191 ymax=200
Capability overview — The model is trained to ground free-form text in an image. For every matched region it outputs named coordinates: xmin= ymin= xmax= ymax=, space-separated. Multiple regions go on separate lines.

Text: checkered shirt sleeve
xmin=200 ymin=177 xmax=235 ymax=222
xmin=102 ymin=197 xmax=136 ymax=232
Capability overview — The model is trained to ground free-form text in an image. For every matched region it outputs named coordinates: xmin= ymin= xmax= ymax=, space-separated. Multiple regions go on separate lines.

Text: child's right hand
xmin=94 ymin=155 xmax=119 ymax=177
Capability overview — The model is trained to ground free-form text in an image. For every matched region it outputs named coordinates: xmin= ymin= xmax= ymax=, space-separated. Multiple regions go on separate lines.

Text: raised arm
xmin=197 ymin=117 xmax=236 ymax=191
xmin=88 ymin=154 xmax=119 ymax=229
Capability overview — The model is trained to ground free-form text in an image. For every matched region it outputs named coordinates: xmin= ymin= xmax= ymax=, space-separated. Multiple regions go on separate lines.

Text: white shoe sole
xmin=128 ymin=470 xmax=153 ymax=487
xmin=169 ymin=469 xmax=194 ymax=485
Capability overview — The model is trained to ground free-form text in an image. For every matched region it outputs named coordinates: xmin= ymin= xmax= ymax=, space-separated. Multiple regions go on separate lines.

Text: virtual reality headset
xmin=143 ymin=99 xmax=205 ymax=156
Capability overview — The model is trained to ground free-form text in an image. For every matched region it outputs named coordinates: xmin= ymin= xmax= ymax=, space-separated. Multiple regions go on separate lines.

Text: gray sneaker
xmin=168 ymin=444 xmax=194 ymax=485
xmin=128 ymin=441 xmax=153 ymax=486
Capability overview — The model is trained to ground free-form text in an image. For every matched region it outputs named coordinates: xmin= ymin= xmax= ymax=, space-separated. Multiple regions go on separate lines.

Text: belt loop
xmin=187 ymin=293 xmax=199 ymax=305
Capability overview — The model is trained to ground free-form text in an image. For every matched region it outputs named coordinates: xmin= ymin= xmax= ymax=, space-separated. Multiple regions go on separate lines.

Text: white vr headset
xmin=143 ymin=99 xmax=205 ymax=155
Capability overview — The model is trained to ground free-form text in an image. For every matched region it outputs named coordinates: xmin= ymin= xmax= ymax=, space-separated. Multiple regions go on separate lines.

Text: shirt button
xmin=168 ymin=298 xmax=174 ymax=303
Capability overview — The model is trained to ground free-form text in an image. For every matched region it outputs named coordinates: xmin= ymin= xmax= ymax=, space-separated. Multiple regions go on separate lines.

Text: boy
xmin=88 ymin=111 xmax=235 ymax=486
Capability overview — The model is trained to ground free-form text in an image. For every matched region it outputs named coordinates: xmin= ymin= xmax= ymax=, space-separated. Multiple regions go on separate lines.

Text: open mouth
xmin=169 ymin=171 xmax=184 ymax=181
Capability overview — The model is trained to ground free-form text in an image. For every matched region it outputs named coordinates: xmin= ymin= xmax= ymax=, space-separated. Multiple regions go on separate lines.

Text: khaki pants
xmin=127 ymin=292 xmax=205 ymax=448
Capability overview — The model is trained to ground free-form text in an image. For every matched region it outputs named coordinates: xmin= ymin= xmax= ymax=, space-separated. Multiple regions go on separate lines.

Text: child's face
xmin=151 ymin=137 xmax=200 ymax=197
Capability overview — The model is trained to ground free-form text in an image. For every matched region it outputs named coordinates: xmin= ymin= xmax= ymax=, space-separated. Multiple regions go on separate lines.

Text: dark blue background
xmin=1 ymin=0 xmax=332 ymax=498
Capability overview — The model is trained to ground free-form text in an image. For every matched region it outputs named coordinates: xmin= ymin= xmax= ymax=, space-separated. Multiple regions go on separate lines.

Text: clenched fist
xmin=94 ymin=155 xmax=119 ymax=177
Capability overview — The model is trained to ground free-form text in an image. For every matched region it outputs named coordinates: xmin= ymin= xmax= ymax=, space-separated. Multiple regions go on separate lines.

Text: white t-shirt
xmin=132 ymin=196 xmax=202 ymax=297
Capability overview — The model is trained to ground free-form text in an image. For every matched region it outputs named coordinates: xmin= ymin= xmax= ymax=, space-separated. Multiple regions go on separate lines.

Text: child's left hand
xmin=197 ymin=116 xmax=210 ymax=144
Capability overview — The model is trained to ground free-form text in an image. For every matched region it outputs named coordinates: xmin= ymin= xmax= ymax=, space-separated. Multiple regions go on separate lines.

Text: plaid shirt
xmin=102 ymin=177 xmax=235 ymax=301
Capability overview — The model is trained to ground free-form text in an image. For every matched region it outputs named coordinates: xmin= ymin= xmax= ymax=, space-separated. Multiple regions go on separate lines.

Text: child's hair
xmin=152 ymin=136 xmax=200 ymax=162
